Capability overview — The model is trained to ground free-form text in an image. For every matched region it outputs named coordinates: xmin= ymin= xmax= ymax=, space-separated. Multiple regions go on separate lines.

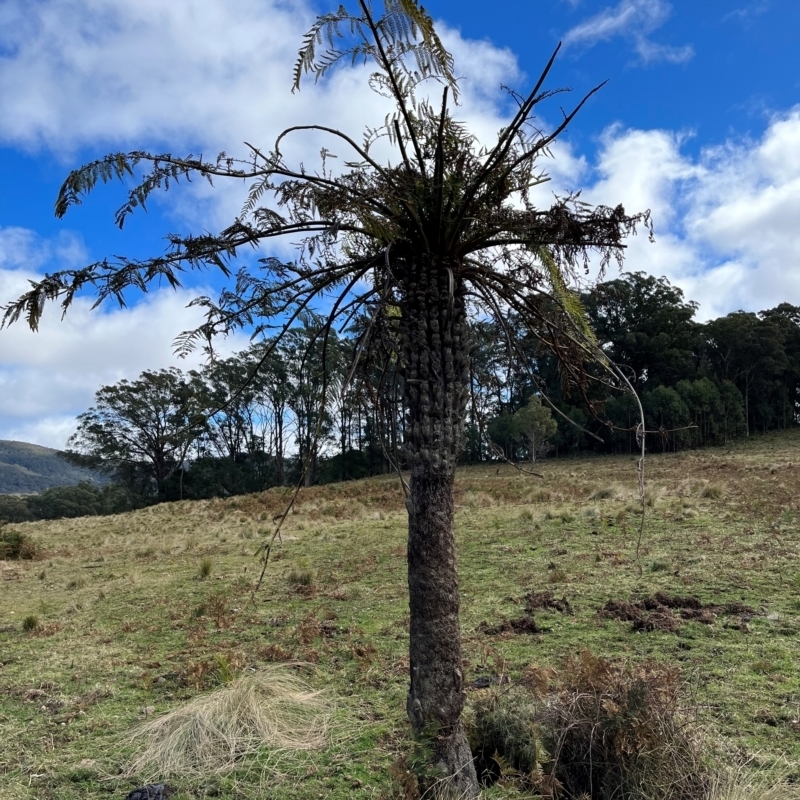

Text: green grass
xmin=1 ymin=430 xmax=800 ymax=798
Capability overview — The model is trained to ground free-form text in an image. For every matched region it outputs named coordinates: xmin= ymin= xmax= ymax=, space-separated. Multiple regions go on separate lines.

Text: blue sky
xmin=1 ymin=0 xmax=799 ymax=448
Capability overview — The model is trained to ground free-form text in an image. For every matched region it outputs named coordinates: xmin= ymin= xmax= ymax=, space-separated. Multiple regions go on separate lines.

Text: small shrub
xmin=214 ymin=653 xmax=237 ymax=684
xmin=590 ymin=486 xmax=618 ymax=500
xmin=701 ymin=483 xmax=724 ymax=500
xmin=0 ymin=530 xmax=37 ymax=560
xmin=199 ymin=557 xmax=213 ymax=579
xmin=288 ymin=568 xmax=314 ymax=586
xmin=470 ymin=692 xmax=547 ymax=787
xmin=66 ymin=578 xmax=85 ymax=590
xmin=22 ymin=614 xmax=39 ymax=632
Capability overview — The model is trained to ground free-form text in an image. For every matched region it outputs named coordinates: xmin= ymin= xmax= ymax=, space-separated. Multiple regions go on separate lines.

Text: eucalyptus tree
xmin=283 ymin=313 xmax=342 ymax=485
xmin=760 ymin=304 xmax=800 ymax=427
xmin=66 ymin=368 xmax=203 ymax=499
xmin=704 ymin=312 xmax=787 ymax=437
xmin=250 ymin=338 xmax=291 ymax=486
xmin=584 ymin=271 xmax=700 ymax=391
xmin=2 ymin=2 xmax=648 ymax=793
xmin=200 ymin=353 xmax=262 ymax=464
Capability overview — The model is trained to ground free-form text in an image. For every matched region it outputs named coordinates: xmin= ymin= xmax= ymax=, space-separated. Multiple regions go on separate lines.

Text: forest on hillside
xmin=2 ymin=271 xmax=798 ymax=522
xmin=0 ymin=440 xmax=104 ymax=495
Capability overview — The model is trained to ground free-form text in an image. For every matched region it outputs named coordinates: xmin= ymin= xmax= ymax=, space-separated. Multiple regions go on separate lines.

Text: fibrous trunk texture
xmin=400 ymin=255 xmax=478 ymax=798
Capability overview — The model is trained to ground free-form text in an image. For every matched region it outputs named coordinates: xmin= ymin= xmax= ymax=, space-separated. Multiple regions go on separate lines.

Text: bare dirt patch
xmin=600 ymin=592 xmax=757 ymax=633
xmin=524 ymin=590 xmax=573 ymax=615
xmin=478 ymin=615 xmax=544 ymax=635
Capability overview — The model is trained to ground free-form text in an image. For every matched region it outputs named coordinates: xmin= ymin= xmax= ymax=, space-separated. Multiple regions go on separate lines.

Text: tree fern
xmin=2 ymin=4 xmax=650 ymax=794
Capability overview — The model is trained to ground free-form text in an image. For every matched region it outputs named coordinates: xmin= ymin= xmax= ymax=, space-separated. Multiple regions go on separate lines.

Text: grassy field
xmin=1 ymin=431 xmax=799 ymax=799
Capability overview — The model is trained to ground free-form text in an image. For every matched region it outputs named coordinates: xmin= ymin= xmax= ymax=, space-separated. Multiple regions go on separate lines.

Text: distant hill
xmin=0 ymin=440 xmax=105 ymax=494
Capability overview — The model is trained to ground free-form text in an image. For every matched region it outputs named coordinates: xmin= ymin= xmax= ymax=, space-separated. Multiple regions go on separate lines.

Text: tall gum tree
xmin=2 ymin=2 xmax=650 ymax=795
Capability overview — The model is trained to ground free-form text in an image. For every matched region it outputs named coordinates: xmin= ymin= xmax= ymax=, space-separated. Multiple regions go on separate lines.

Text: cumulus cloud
xmin=0 ymin=230 xmax=250 ymax=448
xmin=585 ymin=108 xmax=800 ymax=320
xmin=0 ymin=0 xmax=537 ymax=243
xmin=0 ymin=0 xmax=520 ymax=157
xmin=563 ymin=0 xmax=693 ymax=64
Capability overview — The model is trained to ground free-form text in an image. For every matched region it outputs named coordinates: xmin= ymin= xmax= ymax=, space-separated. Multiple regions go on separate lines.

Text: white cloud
xmin=633 ymin=38 xmax=693 ymax=65
xmin=0 ymin=226 xmax=88 ymax=271
xmin=0 ymin=1 xmax=519 ymax=157
xmin=1 ymin=415 xmax=80 ymax=450
xmin=0 ymin=232 xmax=250 ymax=448
xmin=0 ymin=0 xmax=534 ymax=243
xmin=0 ymin=0 xmax=307 ymax=154
xmin=563 ymin=0 xmax=693 ymax=65
xmin=723 ymin=2 xmax=769 ymax=22
xmin=584 ymin=108 xmax=800 ymax=320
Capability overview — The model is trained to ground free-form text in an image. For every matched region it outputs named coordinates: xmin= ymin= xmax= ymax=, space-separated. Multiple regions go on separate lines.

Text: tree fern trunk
xmin=401 ymin=256 xmax=478 ymax=798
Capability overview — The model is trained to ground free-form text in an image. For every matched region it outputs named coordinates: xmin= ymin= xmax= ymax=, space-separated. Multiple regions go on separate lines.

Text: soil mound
xmin=600 ymin=593 xmax=756 ymax=633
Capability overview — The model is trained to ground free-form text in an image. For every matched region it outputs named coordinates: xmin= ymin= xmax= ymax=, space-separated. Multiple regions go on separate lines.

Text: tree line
xmin=41 ymin=272 xmax=796 ymax=510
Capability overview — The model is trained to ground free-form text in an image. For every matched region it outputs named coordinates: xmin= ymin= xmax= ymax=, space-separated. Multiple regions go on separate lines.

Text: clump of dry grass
xmin=126 ymin=665 xmax=331 ymax=779
xmin=706 ymin=767 xmax=800 ymax=800
xmin=701 ymin=483 xmax=725 ymax=500
xmin=287 ymin=566 xmax=314 ymax=586
xmin=198 ymin=556 xmax=213 ymax=579
xmin=589 ymin=486 xmax=619 ymax=501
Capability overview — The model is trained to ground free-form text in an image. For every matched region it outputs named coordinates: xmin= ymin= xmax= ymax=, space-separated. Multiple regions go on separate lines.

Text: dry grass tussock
xmin=126 ymin=665 xmax=331 ymax=779
xmin=706 ymin=767 xmax=800 ymax=800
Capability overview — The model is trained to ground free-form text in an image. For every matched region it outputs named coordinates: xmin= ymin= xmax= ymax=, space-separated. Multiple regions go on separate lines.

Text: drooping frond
xmin=55 ymin=152 xmax=140 ymax=219
xmin=55 ymin=152 xmax=250 ymax=228
xmin=535 ymin=245 xmax=597 ymax=346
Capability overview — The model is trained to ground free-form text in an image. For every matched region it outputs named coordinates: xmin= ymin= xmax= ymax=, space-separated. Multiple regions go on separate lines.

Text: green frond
xmin=389 ymin=0 xmax=455 ymax=95
xmin=291 ymin=0 xmax=457 ymax=106
xmin=242 ymin=175 xmax=273 ymax=217
xmin=55 ymin=152 xmax=142 ymax=218
xmin=292 ymin=6 xmax=351 ymax=92
xmin=537 ymin=246 xmax=597 ymax=345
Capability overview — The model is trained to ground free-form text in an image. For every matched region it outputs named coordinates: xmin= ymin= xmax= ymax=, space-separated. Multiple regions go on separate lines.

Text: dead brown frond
xmin=468 ymin=650 xmax=712 ymax=799
xmin=126 ymin=665 xmax=331 ymax=779
xmin=543 ymin=651 xmax=711 ymax=800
